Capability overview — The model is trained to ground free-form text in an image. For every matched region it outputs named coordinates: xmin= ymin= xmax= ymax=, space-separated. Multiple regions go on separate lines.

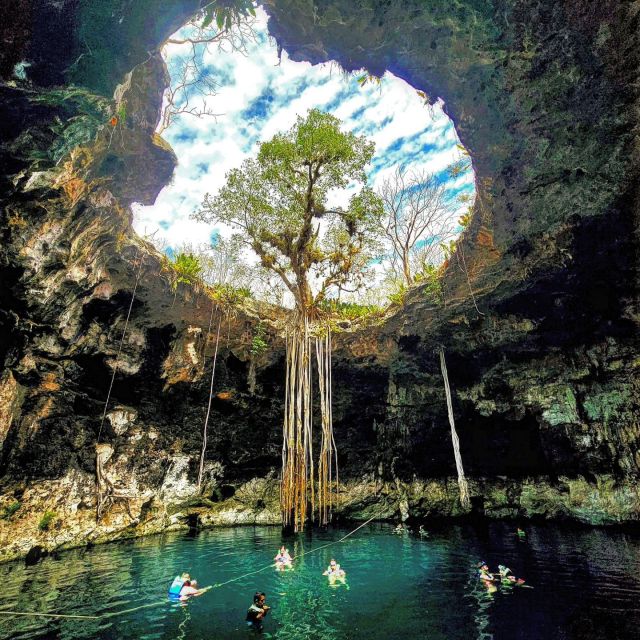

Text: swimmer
xmin=498 ymin=564 xmax=512 ymax=580
xmin=477 ymin=562 xmax=495 ymax=583
xmin=178 ymin=579 xmax=201 ymax=600
xmin=418 ymin=524 xmax=429 ymax=537
xmin=498 ymin=564 xmax=526 ymax=586
xmin=168 ymin=573 xmax=191 ymax=598
xmin=516 ymin=527 xmax=526 ymax=538
xmin=476 ymin=562 xmax=497 ymax=593
xmin=274 ymin=546 xmax=293 ymax=571
xmin=246 ymin=591 xmax=270 ymax=632
xmin=323 ymin=559 xmax=346 ymax=578
xmin=168 ymin=573 xmax=210 ymax=601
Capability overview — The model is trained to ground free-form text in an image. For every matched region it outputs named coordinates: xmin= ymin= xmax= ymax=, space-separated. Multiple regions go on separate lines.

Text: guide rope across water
xmin=0 ymin=513 xmax=382 ymax=622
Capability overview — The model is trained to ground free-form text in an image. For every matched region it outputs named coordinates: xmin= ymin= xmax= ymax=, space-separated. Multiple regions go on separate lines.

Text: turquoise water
xmin=1 ymin=522 xmax=640 ymax=639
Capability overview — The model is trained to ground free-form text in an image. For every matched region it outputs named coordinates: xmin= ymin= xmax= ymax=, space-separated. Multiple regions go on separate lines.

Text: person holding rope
xmin=246 ymin=592 xmax=270 ymax=632
xmin=274 ymin=546 xmax=293 ymax=571
xmin=168 ymin=573 xmax=210 ymax=601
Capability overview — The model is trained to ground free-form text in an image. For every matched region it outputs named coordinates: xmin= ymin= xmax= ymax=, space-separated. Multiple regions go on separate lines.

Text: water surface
xmin=1 ymin=521 xmax=639 ymax=639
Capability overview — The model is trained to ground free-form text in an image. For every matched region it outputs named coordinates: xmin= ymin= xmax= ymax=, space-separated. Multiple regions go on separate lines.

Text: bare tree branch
xmin=377 ymin=166 xmax=456 ymax=286
xmin=158 ymin=8 xmax=258 ymax=133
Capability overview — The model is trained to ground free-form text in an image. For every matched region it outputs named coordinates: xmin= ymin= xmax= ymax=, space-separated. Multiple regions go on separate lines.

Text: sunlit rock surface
xmin=0 ymin=0 xmax=638 ymax=561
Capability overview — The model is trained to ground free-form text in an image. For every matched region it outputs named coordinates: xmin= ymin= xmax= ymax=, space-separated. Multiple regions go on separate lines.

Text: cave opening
xmin=0 ymin=5 xmax=638 ymax=614
xmin=132 ymin=5 xmax=477 ymax=311
xmin=116 ymin=3 xmax=484 ymax=528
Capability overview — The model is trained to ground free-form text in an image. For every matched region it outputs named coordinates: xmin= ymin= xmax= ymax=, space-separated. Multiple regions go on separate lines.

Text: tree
xmin=195 ymin=109 xmax=383 ymax=529
xmin=197 ymin=109 xmax=383 ymax=312
xmin=251 ymin=266 xmax=289 ymax=307
xmin=378 ymin=166 xmax=455 ymax=287
xmin=203 ymin=234 xmax=250 ymax=286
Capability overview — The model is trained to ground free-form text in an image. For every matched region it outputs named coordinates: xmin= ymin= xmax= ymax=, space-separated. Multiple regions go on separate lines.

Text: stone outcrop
xmin=0 ymin=1 xmax=638 ymax=561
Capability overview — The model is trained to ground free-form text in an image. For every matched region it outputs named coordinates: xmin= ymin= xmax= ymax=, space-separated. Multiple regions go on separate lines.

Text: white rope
xmin=0 ymin=514 xmax=383 ymax=622
xmin=97 ymin=255 xmax=145 ymax=443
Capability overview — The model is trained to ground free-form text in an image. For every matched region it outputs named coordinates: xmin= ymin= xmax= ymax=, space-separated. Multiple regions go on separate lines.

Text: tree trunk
xmin=402 ymin=248 xmax=412 ymax=285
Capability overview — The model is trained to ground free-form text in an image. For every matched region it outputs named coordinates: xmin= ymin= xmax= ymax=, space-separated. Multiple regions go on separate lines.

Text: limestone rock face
xmin=0 ymin=0 xmax=638 ymax=560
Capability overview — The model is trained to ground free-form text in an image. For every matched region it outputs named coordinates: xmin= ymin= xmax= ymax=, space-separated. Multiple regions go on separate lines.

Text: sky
xmin=132 ymin=7 xmax=474 ymax=268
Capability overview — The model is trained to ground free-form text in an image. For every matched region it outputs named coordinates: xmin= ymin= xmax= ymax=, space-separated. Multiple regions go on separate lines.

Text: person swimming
xmin=168 ymin=573 xmax=191 ymax=598
xmin=274 ymin=546 xmax=292 ymax=570
xmin=178 ymin=579 xmax=203 ymax=600
xmin=246 ymin=591 xmax=270 ymax=632
xmin=476 ymin=562 xmax=498 ymax=593
xmin=477 ymin=562 xmax=495 ymax=583
xmin=323 ymin=559 xmax=346 ymax=578
xmin=498 ymin=564 xmax=512 ymax=579
xmin=168 ymin=573 xmax=208 ymax=600
xmin=498 ymin=564 xmax=526 ymax=586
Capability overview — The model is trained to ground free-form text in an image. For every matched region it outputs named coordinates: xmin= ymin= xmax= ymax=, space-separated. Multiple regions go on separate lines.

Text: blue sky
xmin=133 ymin=8 xmax=474 ymax=256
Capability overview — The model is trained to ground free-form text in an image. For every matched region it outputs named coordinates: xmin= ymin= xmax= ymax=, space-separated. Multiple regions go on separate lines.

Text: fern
xmin=170 ymin=252 xmax=202 ymax=289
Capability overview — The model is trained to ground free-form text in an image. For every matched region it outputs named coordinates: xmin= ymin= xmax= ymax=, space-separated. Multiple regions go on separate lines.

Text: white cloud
xmin=133 ymin=7 xmax=475 ymax=280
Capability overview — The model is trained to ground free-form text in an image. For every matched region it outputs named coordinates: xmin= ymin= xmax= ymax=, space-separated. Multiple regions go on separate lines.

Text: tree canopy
xmin=195 ymin=108 xmax=383 ymax=314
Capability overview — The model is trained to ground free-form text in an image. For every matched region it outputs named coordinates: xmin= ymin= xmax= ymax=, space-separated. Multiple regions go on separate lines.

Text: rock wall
xmin=0 ymin=0 xmax=638 ymax=561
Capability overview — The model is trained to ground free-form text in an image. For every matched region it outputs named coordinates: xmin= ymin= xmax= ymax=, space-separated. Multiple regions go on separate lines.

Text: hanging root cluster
xmin=197 ymin=304 xmax=223 ymax=492
xmin=439 ymin=347 xmax=471 ymax=510
xmin=281 ymin=316 xmax=337 ymax=531
xmin=316 ymin=329 xmax=337 ymax=526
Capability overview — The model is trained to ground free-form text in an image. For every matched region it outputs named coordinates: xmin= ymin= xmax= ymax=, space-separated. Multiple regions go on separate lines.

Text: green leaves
xmin=38 ymin=511 xmax=57 ymax=531
xmin=356 ymin=73 xmax=381 ymax=87
xmin=415 ymin=263 xmax=444 ymax=305
xmin=170 ymin=252 xmax=203 ymax=289
xmin=116 ymin=101 xmax=127 ymax=124
xmin=318 ymin=299 xmax=383 ymax=321
xmin=201 ymin=8 xmax=214 ymax=29
xmin=250 ymin=322 xmax=269 ymax=356
xmin=196 ymin=108 xmax=383 ymax=310
xmin=447 ymin=158 xmax=471 ymax=178
xmin=201 ymin=0 xmax=257 ymax=31
xmin=0 ymin=501 xmax=20 ymax=520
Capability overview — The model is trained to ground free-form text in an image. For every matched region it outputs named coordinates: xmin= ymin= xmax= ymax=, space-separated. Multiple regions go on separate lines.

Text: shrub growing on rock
xmin=38 ymin=511 xmax=57 ymax=531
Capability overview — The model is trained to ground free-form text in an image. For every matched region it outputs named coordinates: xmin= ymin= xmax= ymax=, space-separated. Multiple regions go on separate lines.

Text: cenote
xmin=3 ymin=522 xmax=640 ymax=640
xmin=0 ymin=2 xmax=639 ymax=639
